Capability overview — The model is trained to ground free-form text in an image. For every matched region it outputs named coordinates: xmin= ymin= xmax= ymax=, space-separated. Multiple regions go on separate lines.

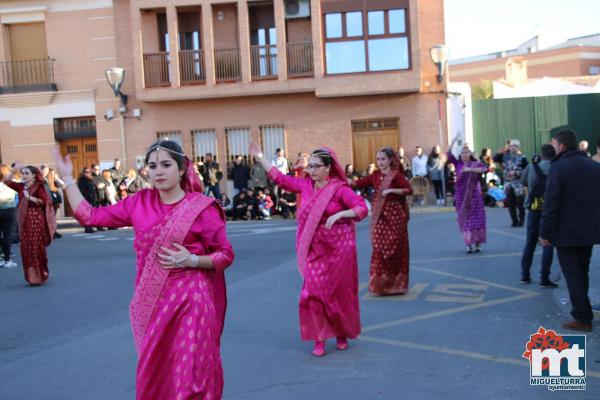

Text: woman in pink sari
xmin=53 ymin=140 xmax=234 ymax=400
xmin=250 ymin=143 xmax=368 ymax=357
xmin=353 ymin=148 xmax=412 ymax=295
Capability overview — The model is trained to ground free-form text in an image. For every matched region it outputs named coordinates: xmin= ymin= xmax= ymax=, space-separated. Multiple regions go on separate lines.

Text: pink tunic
xmin=268 ymin=169 xmax=368 ymax=341
xmin=74 ymin=189 xmax=234 ymax=400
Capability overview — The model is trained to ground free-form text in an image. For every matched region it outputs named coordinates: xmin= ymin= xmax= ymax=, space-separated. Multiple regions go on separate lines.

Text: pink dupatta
xmin=129 ymin=158 xmax=210 ymax=352
xmin=296 ymin=180 xmax=344 ymax=277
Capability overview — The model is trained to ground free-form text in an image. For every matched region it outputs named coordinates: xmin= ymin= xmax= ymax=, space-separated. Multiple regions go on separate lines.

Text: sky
xmin=444 ymin=0 xmax=600 ymax=60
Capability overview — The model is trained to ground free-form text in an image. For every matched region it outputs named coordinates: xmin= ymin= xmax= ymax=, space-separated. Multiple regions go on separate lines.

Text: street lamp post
xmin=429 ymin=45 xmax=449 ymax=206
xmin=105 ymin=67 xmax=128 ymax=165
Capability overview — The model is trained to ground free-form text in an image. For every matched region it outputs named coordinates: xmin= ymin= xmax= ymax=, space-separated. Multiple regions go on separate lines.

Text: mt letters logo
xmin=522 ymin=326 xmax=586 ymax=391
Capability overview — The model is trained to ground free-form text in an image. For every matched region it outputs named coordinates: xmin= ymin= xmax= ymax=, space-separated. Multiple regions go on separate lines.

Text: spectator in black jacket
xmin=77 ymin=167 xmax=97 ymax=233
xmin=540 ymin=129 xmax=600 ymax=332
xmin=230 ymin=155 xmax=250 ymax=195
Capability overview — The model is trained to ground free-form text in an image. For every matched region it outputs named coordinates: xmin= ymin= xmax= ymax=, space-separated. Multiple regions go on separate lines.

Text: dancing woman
xmin=250 ymin=143 xmax=368 ymax=357
xmin=53 ymin=140 xmax=234 ymax=399
xmin=5 ymin=163 xmax=56 ymax=285
xmin=353 ymin=148 xmax=412 ymax=295
xmin=447 ymin=143 xmax=488 ymax=253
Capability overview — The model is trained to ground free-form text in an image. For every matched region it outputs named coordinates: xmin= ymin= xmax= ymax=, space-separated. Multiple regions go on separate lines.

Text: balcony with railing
xmin=214 ymin=48 xmax=241 ymax=82
xmin=179 ymin=49 xmax=206 ymax=85
xmin=0 ymin=58 xmax=57 ymax=94
xmin=143 ymin=51 xmax=171 ymax=88
xmin=287 ymin=42 xmax=314 ymax=78
xmin=250 ymin=45 xmax=277 ymax=80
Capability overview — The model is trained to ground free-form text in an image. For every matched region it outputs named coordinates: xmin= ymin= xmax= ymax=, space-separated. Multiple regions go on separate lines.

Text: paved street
xmin=0 ymin=207 xmax=599 ymax=399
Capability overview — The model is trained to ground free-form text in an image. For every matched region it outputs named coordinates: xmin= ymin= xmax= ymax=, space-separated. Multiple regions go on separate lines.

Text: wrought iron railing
xmin=287 ymin=42 xmax=314 ymax=77
xmin=250 ymin=44 xmax=278 ymax=80
xmin=214 ymin=48 xmax=241 ymax=82
xmin=143 ymin=51 xmax=170 ymax=88
xmin=0 ymin=58 xmax=57 ymax=94
xmin=179 ymin=49 xmax=206 ymax=85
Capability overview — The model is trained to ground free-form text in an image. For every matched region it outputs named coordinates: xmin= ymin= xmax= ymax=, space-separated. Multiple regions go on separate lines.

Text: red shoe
xmin=312 ymin=341 xmax=326 ymax=357
xmin=336 ymin=337 xmax=348 ymax=351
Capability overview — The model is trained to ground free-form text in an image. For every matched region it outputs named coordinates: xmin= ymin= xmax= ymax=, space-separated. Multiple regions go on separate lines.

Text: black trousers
xmin=556 ymin=246 xmax=594 ymax=324
xmin=0 ymin=208 xmax=16 ymax=261
xmin=506 ymin=186 xmax=525 ymax=225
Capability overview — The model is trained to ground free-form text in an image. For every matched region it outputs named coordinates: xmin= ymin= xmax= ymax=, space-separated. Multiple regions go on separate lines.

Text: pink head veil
xmin=312 ymin=147 xmax=348 ymax=185
xmin=181 ymin=158 xmax=204 ymax=193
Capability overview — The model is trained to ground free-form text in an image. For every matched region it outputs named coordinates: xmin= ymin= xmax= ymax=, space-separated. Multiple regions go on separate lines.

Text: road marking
xmin=358 ymin=335 xmax=600 ymax=379
xmin=82 ymin=235 xmax=105 ymax=239
xmin=489 ymin=228 xmax=526 ymax=240
xmin=361 ymin=267 xmax=539 ymax=333
xmin=411 ymin=251 xmax=538 ymax=264
xmin=362 ymin=283 xmax=428 ymax=301
xmin=98 ymin=238 xmax=119 ymax=241
xmin=362 ymin=293 xmax=537 ymax=333
xmin=425 ymin=283 xmax=488 ymax=303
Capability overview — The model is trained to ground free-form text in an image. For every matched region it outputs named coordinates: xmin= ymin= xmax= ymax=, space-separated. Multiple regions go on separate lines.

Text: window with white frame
xmin=260 ymin=125 xmax=286 ymax=162
xmin=225 ymin=127 xmax=251 ymax=166
xmin=156 ymin=130 xmax=183 ymax=148
xmin=191 ymin=129 xmax=217 ymax=162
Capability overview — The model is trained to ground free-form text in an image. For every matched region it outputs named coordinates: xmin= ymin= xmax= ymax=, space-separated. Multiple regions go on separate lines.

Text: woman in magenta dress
xmin=4 ymin=164 xmax=56 ymax=285
xmin=251 ymin=143 xmax=368 ymax=357
xmin=54 ymin=140 xmax=234 ymax=400
xmin=353 ymin=147 xmax=413 ymax=295
xmin=447 ymin=144 xmax=488 ymax=253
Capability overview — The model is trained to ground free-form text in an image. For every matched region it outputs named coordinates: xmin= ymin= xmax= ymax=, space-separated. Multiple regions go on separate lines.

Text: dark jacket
xmin=539 ymin=150 xmax=600 ymax=247
xmin=231 ymin=163 xmax=250 ymax=189
xmin=78 ymin=176 xmax=97 ymax=206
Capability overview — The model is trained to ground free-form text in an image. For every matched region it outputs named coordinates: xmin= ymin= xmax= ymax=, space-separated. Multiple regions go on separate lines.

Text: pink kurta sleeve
xmin=338 ymin=185 xmax=369 ymax=220
xmin=195 ymin=205 xmax=234 ymax=273
xmin=267 ymin=167 xmax=305 ymax=193
xmin=73 ymin=196 xmax=134 ymax=228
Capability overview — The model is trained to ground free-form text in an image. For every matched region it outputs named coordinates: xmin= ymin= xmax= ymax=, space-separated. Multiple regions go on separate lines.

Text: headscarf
xmin=312 ymin=147 xmax=348 ymax=184
xmin=181 ymin=158 xmax=203 ymax=193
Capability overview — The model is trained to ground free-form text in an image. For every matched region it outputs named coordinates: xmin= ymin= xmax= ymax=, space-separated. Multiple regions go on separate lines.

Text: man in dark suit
xmin=540 ymin=129 xmax=600 ymax=332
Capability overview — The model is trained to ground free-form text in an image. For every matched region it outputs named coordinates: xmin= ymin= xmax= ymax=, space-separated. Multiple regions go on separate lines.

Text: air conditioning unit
xmin=285 ymin=0 xmax=310 ymax=19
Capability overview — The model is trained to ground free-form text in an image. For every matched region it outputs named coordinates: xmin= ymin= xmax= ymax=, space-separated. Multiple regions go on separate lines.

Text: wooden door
xmin=60 ymin=138 xmax=98 ymax=216
xmin=352 ymin=119 xmax=399 ymax=174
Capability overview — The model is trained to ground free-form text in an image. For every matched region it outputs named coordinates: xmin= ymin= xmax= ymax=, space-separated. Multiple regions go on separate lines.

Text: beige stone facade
xmin=0 ymin=0 xmax=447 ymax=188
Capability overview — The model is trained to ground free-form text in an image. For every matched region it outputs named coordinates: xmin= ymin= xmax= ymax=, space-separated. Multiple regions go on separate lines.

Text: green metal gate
xmin=473 ymin=94 xmax=600 ymax=157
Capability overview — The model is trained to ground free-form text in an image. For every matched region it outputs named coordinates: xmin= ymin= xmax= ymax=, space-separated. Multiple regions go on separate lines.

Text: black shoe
xmin=53 ymin=232 xmax=62 ymax=239
xmin=539 ymin=281 xmax=558 ymax=288
xmin=96 ymin=227 xmax=106 ymax=231
xmin=520 ymin=277 xmax=531 ymax=284
xmin=84 ymin=227 xmax=95 ymax=234
xmin=517 ymin=221 xmax=524 ymax=227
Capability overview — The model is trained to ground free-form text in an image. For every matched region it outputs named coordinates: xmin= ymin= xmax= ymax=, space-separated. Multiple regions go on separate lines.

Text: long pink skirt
xmin=299 ymin=222 xmax=361 ymax=341
xmin=136 ymin=269 xmax=223 ymax=400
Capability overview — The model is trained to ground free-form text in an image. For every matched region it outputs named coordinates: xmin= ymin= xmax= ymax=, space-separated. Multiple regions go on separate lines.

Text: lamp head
xmin=429 ymin=44 xmax=449 ymax=83
xmin=105 ymin=67 xmax=125 ymax=97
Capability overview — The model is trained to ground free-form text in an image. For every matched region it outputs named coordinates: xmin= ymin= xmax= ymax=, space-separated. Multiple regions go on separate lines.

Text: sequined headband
xmin=311 ymin=149 xmax=332 ymax=158
xmin=148 ymin=143 xmax=185 ymax=157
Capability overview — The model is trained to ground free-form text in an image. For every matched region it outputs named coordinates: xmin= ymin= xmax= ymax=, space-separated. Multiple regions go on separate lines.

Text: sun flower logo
xmin=522 ymin=326 xmax=570 ymax=371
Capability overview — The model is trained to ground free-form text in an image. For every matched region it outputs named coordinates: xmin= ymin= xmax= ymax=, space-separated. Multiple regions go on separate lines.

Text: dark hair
xmin=596 ymin=137 xmax=600 ymax=148
xmin=540 ymin=144 xmax=556 ymax=160
xmin=345 ymin=163 xmax=353 ymax=174
xmin=553 ymin=129 xmax=578 ymax=151
xmin=479 ymin=148 xmax=489 ymax=159
xmin=378 ymin=147 xmax=396 ymax=161
xmin=145 ymin=140 xmax=186 ymax=170
xmin=311 ymin=148 xmax=333 ymax=166
xmin=428 ymin=146 xmax=440 ymax=164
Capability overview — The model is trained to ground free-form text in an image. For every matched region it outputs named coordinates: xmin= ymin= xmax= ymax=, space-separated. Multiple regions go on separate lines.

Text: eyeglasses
xmin=306 ymin=164 xmax=325 ymax=170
